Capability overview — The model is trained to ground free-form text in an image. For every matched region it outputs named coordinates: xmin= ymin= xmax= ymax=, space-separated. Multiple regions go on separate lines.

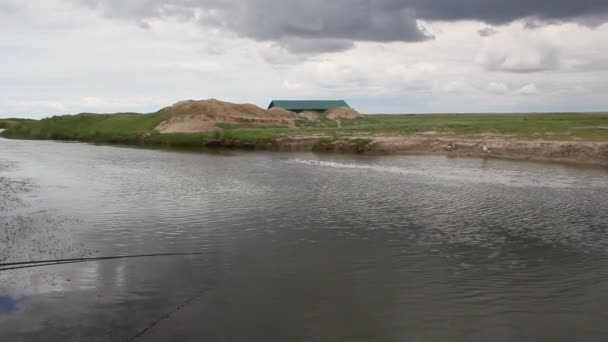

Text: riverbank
xmin=2 ymin=111 xmax=608 ymax=166
xmin=4 ymin=130 xmax=608 ymax=166
xmin=314 ymin=135 xmax=608 ymax=166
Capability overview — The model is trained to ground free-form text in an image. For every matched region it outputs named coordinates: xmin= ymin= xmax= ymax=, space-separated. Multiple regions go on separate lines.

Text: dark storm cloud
xmin=71 ymin=0 xmax=433 ymax=53
xmin=399 ymin=0 xmax=608 ymax=24
xmin=68 ymin=0 xmax=608 ymax=53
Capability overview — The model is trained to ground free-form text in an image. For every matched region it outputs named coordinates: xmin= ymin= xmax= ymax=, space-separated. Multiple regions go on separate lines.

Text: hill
xmin=155 ymin=99 xmax=297 ymax=133
xmin=155 ymin=99 xmax=361 ymax=133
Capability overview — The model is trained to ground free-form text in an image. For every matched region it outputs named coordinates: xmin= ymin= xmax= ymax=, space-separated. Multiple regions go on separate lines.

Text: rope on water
xmin=0 ymin=252 xmax=209 ymax=272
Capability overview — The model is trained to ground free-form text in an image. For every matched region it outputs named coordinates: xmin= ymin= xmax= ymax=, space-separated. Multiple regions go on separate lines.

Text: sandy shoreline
xmin=3 ymin=131 xmax=607 ymax=166
xmin=261 ymin=135 xmax=608 ymax=166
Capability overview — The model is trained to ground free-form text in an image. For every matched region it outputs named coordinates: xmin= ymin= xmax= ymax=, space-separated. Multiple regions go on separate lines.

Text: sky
xmin=1 ymin=0 xmax=608 ymax=118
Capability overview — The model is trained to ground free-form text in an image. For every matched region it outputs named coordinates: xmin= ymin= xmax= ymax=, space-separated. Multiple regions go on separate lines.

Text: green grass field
xmin=2 ymin=112 xmax=608 ymax=149
xmin=310 ymin=113 xmax=608 ymax=141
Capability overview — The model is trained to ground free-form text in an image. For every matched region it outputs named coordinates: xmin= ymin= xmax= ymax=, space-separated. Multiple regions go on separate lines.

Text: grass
xmin=0 ymin=112 xmax=298 ymax=149
xmin=0 ymin=113 xmax=162 ymax=142
xmin=0 ymin=118 xmax=35 ymax=129
xmin=300 ymin=113 xmax=608 ymax=141
xmin=2 ymin=112 xmax=608 ymax=151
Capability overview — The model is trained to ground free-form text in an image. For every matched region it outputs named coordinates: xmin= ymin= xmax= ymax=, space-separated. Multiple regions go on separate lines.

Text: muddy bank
xmin=369 ymin=136 xmax=608 ymax=166
xmin=203 ymin=135 xmax=608 ymax=166
xmin=203 ymin=136 xmax=371 ymax=153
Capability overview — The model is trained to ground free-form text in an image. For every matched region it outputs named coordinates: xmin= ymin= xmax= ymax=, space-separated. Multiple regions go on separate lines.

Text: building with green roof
xmin=268 ymin=100 xmax=350 ymax=113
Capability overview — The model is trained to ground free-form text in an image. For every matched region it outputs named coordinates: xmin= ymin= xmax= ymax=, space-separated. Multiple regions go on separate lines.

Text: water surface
xmin=1 ymin=137 xmax=608 ymax=341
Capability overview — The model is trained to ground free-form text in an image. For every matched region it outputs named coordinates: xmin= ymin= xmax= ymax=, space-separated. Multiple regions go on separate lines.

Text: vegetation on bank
xmin=0 ymin=112 xmax=293 ymax=149
xmin=2 ymin=112 xmax=608 ymax=150
xmin=0 ymin=118 xmax=35 ymax=129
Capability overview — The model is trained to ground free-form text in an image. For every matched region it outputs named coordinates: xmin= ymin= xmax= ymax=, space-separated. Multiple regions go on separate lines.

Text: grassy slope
xmin=0 ymin=118 xmax=35 ymax=129
xmin=1 ymin=112 xmax=168 ymax=143
xmin=0 ymin=112 xmax=290 ymax=148
xmin=2 ymin=112 xmax=608 ymax=149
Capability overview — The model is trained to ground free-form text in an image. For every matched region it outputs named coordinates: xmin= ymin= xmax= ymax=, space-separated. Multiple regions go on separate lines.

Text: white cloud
xmin=517 ymin=83 xmax=539 ymax=95
xmin=259 ymin=45 xmax=308 ymax=65
xmin=7 ymin=100 xmax=67 ymax=111
xmin=487 ymin=82 xmax=509 ymax=95
xmin=282 ymin=80 xmax=307 ymax=91
xmin=573 ymin=84 xmax=587 ymax=94
xmin=478 ymin=27 xmax=498 ymax=37
xmin=475 ymin=25 xmax=560 ymax=73
xmin=173 ymin=61 xmax=220 ymax=72
xmin=137 ymin=20 xmax=151 ymax=30
xmin=1 ymin=3 xmax=608 ymax=117
xmin=387 ymin=63 xmax=438 ymax=82
xmin=442 ymin=81 xmax=463 ymax=93
xmin=83 ymin=97 xmax=106 ymax=107
xmin=440 ymin=80 xmax=478 ymax=95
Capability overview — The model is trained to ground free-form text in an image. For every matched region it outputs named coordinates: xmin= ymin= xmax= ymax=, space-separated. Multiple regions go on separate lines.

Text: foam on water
xmin=287 ymin=157 xmax=606 ymax=189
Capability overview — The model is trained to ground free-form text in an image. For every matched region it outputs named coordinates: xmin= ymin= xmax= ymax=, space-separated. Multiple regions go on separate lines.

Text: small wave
xmin=287 ymin=158 xmax=606 ymax=189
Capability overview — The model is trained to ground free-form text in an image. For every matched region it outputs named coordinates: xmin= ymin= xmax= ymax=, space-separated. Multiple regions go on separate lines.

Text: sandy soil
xmin=325 ymin=107 xmax=362 ymax=120
xmin=296 ymin=111 xmax=320 ymax=121
xmin=156 ymin=99 xmax=298 ymax=133
xmin=369 ymin=136 xmax=608 ymax=165
xmin=258 ymin=135 xmax=608 ymax=166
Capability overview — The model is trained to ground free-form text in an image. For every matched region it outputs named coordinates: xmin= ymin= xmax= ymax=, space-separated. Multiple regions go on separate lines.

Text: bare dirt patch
xmin=267 ymin=107 xmax=298 ymax=119
xmin=370 ymin=136 xmax=608 ymax=166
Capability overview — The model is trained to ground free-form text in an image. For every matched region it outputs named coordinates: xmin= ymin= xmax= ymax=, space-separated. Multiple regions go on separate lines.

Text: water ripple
xmin=2 ymin=139 xmax=608 ymax=341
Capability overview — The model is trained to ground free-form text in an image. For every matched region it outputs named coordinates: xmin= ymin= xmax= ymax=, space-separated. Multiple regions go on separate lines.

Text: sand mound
xmin=154 ymin=99 xmax=362 ymax=133
xmin=156 ymin=99 xmax=298 ymax=133
xmin=297 ymin=111 xmax=320 ymax=121
xmin=267 ymin=107 xmax=298 ymax=118
xmin=325 ymin=107 xmax=362 ymax=120
xmin=155 ymin=115 xmax=216 ymax=134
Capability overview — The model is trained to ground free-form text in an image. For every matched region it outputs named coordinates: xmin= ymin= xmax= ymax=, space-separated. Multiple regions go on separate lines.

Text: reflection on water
xmin=0 ymin=295 xmax=24 ymax=315
xmin=1 ymin=137 xmax=608 ymax=341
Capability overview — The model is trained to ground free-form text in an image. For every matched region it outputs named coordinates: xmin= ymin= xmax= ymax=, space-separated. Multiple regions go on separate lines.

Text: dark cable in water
xmin=0 ymin=252 xmax=209 ymax=267
xmin=0 ymin=252 xmax=209 ymax=272
xmin=0 ymin=261 xmax=80 ymax=272
xmin=1 ymin=252 xmax=213 ymax=342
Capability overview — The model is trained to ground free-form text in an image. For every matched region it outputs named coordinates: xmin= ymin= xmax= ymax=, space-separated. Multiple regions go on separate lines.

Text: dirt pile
xmin=288 ymin=107 xmax=361 ymax=122
xmin=266 ymin=107 xmax=297 ymax=119
xmin=155 ymin=99 xmax=298 ymax=133
xmin=325 ymin=107 xmax=362 ymax=120
xmin=155 ymin=99 xmax=363 ymax=134
xmin=296 ymin=111 xmax=320 ymax=121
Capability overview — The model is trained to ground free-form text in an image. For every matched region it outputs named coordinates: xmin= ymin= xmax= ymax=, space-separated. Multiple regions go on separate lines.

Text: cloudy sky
xmin=1 ymin=0 xmax=608 ymax=118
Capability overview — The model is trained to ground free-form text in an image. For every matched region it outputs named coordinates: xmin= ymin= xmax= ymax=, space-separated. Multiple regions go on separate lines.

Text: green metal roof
xmin=268 ymin=100 xmax=350 ymax=111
